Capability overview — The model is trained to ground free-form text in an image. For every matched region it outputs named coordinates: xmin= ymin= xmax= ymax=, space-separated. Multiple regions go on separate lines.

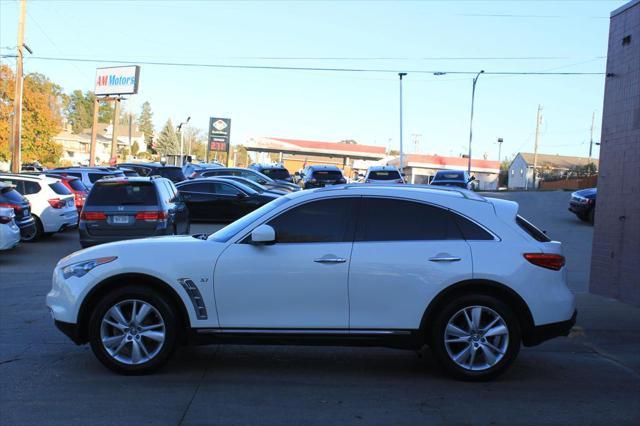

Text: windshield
xmin=313 ymin=170 xmax=343 ymax=181
xmin=434 ymin=172 xmax=464 ymax=181
xmin=209 ymin=196 xmax=290 ymax=242
xmin=0 ymin=187 xmax=25 ymax=203
xmin=368 ymin=170 xmax=401 ymax=180
xmin=86 ymin=182 xmax=158 ymax=206
xmin=262 ymin=168 xmax=290 ymax=180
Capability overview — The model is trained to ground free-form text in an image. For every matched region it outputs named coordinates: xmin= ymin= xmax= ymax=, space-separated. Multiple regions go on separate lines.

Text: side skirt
xmin=187 ymin=328 xmax=424 ymax=350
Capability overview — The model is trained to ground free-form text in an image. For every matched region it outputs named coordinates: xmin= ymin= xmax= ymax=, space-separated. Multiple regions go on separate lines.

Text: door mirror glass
xmin=251 ymin=224 xmax=276 ymax=244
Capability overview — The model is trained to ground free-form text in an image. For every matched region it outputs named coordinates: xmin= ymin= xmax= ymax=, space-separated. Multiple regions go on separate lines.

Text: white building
xmin=387 ymin=154 xmax=501 ymax=191
xmin=507 ymin=152 xmax=599 ymax=190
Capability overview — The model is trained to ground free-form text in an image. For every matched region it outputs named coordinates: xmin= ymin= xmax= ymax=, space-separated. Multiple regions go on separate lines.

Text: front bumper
xmin=524 ymin=310 xmax=577 ymax=346
xmin=54 ymin=319 xmax=84 ymax=345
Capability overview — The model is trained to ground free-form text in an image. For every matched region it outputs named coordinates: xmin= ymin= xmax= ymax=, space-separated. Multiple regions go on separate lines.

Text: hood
xmin=57 ymin=234 xmax=204 ymax=268
xmin=574 ymin=187 xmax=597 ymax=198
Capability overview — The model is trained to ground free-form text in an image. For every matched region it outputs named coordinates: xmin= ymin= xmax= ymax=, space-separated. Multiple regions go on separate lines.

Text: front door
xmin=213 ymin=197 xmax=358 ymax=329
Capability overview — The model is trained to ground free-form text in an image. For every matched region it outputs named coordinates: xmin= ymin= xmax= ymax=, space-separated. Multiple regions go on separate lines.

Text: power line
xmin=0 ymin=54 xmax=607 ymax=76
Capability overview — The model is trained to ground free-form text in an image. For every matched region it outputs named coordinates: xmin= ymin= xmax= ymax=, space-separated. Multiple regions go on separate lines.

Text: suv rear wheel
xmin=430 ymin=294 xmax=521 ymax=381
xmin=88 ymin=285 xmax=178 ymax=374
xmin=21 ymin=216 xmax=43 ymax=242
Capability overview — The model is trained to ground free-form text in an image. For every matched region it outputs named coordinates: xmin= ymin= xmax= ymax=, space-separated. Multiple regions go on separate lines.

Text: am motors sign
xmin=95 ymin=65 xmax=140 ymax=96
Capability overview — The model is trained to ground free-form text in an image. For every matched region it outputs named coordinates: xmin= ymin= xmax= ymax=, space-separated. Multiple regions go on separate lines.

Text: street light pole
xmin=467 ymin=70 xmax=484 ymax=174
xmin=177 ymin=116 xmax=191 ymax=165
xmin=497 ymin=137 xmax=504 ymax=162
xmin=398 ymin=72 xmax=407 ymax=172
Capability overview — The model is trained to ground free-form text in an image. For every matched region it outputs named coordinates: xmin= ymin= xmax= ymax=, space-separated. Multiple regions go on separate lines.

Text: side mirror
xmin=251 ymin=224 xmax=275 ymax=244
xmin=468 ymin=176 xmax=476 ymax=183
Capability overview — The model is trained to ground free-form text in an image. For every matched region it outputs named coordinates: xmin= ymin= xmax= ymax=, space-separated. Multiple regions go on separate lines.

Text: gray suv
xmin=79 ymin=177 xmax=189 ymax=248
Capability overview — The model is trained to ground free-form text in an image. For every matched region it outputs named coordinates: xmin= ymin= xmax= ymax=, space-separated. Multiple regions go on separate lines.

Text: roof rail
xmin=0 ymin=172 xmax=48 ymax=179
xmin=318 ymin=183 xmax=486 ymax=201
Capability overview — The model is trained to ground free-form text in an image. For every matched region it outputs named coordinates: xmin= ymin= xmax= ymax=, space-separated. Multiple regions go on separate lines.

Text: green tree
xmin=0 ymin=66 xmax=63 ymax=166
xmin=155 ymin=119 xmax=178 ymax=155
xmin=131 ymin=140 xmax=140 ymax=156
xmin=137 ymin=101 xmax=154 ymax=151
xmin=62 ymin=90 xmax=113 ymax=133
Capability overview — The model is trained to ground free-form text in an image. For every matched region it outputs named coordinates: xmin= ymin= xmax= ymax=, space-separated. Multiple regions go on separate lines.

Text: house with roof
xmin=54 ymin=123 xmax=148 ymax=165
xmin=387 ymin=154 xmax=501 ymax=190
xmin=507 ymin=152 xmax=599 ymax=189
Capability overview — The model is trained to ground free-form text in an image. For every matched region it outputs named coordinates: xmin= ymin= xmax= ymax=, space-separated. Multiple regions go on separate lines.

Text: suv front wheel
xmin=430 ymin=294 xmax=521 ymax=381
xmin=88 ymin=285 xmax=178 ymax=374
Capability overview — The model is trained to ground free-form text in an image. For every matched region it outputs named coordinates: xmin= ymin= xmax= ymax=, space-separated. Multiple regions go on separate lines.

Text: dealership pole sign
xmin=94 ymin=65 xmax=140 ymax=96
xmin=208 ymin=118 xmax=231 ymax=153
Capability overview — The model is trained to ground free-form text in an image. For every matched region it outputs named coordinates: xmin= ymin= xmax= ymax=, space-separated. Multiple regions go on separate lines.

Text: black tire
xmin=577 ymin=213 xmax=590 ymax=222
xmin=429 ymin=294 xmax=521 ymax=381
xmin=588 ymin=208 xmax=595 ymax=225
xmin=21 ymin=216 xmax=43 ymax=242
xmin=185 ymin=221 xmax=191 ymax=235
xmin=88 ymin=285 xmax=178 ymax=375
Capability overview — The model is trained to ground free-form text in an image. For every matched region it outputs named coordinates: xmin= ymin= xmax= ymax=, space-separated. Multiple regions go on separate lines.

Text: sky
xmin=0 ymin=0 xmax=628 ymax=162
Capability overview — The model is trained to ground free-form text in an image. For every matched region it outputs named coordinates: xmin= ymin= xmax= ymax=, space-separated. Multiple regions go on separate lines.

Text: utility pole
xmin=588 ymin=110 xmax=595 ymax=163
xmin=177 ymin=117 xmax=191 ymax=166
xmin=467 ymin=70 xmax=484 ymax=174
xmin=110 ymin=99 xmax=120 ymax=165
xmin=398 ymin=73 xmax=407 ymax=172
xmin=532 ymin=105 xmax=543 ymax=190
xmin=10 ymin=0 xmax=27 ymax=173
xmin=89 ymin=97 xmax=99 ymax=166
xmin=497 ymin=137 xmax=504 ymax=163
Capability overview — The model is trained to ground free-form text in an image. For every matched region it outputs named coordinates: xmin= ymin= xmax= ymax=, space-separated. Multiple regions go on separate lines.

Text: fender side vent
xmin=178 ymin=278 xmax=208 ymax=320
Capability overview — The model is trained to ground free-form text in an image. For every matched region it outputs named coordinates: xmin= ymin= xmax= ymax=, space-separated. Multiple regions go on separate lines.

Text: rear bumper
xmin=79 ymin=227 xmax=170 ymax=247
xmin=524 ymin=310 xmax=577 ymax=346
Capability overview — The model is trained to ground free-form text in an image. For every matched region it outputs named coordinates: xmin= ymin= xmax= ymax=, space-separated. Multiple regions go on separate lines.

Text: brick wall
xmin=589 ymin=0 xmax=640 ymax=304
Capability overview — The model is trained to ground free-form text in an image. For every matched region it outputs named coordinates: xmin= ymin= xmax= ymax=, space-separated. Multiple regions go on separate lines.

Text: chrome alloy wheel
xmin=443 ymin=305 xmax=509 ymax=371
xmin=100 ymin=299 xmax=166 ymax=365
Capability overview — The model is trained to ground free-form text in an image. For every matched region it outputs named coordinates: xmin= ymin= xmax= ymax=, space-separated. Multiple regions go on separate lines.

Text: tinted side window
xmin=454 ymin=215 xmax=494 ymax=240
xmin=268 ymin=198 xmax=357 ymax=243
xmin=357 ymin=198 xmax=463 ymax=241
xmin=516 ymin=215 xmax=551 ymax=242
xmin=49 ymin=181 xmax=71 ymax=195
xmin=215 ymin=183 xmax=241 ymax=196
xmin=179 ymin=182 xmax=213 ymax=193
xmin=64 ymin=172 xmax=82 ymax=179
xmin=23 ymin=181 xmax=40 ymax=194
xmin=88 ymin=173 xmax=110 ymax=183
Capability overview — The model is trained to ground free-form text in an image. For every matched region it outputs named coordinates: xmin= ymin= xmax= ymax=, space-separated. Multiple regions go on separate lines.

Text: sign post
xmin=207 ymin=117 xmax=231 ymax=164
xmin=90 ymin=65 xmax=140 ymax=165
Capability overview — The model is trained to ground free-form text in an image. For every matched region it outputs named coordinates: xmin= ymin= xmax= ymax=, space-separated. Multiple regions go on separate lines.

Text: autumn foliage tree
xmin=0 ymin=65 xmax=63 ymax=166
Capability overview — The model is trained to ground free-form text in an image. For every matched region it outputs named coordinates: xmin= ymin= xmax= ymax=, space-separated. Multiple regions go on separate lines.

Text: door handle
xmin=429 ymin=256 xmax=461 ymax=262
xmin=314 ymin=257 xmax=347 ymax=264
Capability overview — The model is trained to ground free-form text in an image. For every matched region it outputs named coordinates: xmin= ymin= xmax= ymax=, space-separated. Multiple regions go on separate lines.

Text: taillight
xmin=0 ymin=202 xmax=21 ymax=212
xmin=48 ymin=198 xmax=66 ymax=209
xmin=523 ymin=253 xmax=565 ymax=271
xmin=135 ymin=211 xmax=168 ymax=221
xmin=80 ymin=212 xmax=106 ymax=221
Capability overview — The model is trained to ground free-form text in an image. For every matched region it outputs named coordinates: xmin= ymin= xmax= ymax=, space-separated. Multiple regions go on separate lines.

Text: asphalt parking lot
xmin=1 ymin=191 xmax=639 ymax=425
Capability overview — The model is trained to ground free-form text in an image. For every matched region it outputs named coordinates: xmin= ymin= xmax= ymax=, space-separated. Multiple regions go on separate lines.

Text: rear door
xmin=348 ymin=197 xmax=473 ymax=330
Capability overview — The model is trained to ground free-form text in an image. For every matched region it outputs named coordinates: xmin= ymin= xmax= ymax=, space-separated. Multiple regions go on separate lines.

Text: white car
xmin=47 ymin=184 xmax=576 ymax=380
xmin=363 ymin=165 xmax=405 ymax=184
xmin=0 ymin=174 xmax=78 ymax=241
xmin=0 ymin=207 xmax=20 ymax=250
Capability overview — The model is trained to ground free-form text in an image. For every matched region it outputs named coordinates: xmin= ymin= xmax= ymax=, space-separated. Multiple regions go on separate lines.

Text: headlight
xmin=62 ymin=257 xmax=117 ymax=279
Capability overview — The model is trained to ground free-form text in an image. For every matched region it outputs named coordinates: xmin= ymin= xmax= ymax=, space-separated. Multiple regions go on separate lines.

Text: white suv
xmin=363 ymin=165 xmax=405 ymax=184
xmin=47 ymin=185 xmax=575 ymax=380
xmin=0 ymin=174 xmax=78 ymax=241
